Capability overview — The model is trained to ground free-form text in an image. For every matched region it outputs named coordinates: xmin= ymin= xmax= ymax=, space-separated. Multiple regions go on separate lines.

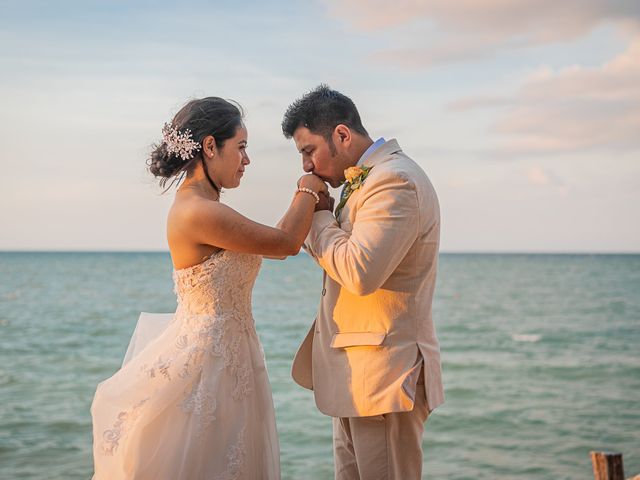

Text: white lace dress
xmin=91 ymin=250 xmax=280 ymax=479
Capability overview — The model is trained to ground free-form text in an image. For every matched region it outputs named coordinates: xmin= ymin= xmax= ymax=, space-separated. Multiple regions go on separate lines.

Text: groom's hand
xmin=315 ymin=192 xmax=334 ymax=212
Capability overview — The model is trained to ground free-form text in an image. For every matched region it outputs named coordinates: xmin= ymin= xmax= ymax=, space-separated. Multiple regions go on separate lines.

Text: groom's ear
xmin=334 ymin=124 xmax=352 ymax=148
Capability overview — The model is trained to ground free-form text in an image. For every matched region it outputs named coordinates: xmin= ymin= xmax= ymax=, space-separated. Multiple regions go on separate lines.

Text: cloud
xmin=451 ymin=36 xmax=640 ymax=155
xmin=321 ymin=0 xmax=640 ymax=67
xmin=527 ymin=166 xmax=552 ymax=185
xmin=526 ymin=166 xmax=565 ymax=189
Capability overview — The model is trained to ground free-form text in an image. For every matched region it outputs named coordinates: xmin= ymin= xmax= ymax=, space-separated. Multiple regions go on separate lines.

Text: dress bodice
xmin=172 ymin=250 xmax=262 ymax=320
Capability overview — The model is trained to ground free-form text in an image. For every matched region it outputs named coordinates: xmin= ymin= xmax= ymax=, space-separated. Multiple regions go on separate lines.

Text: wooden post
xmin=591 ymin=451 xmax=624 ymax=480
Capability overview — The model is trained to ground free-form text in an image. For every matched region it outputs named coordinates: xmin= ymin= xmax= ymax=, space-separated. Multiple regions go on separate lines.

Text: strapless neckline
xmin=172 ymin=249 xmax=226 ymax=275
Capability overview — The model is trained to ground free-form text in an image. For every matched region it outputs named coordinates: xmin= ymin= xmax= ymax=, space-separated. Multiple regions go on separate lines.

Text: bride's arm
xmin=266 ymin=191 xmax=334 ymax=260
xmin=182 ymin=175 xmax=326 ymax=258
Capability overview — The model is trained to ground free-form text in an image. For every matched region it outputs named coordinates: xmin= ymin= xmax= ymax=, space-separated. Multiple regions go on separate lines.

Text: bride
xmin=91 ymin=97 xmax=328 ymax=479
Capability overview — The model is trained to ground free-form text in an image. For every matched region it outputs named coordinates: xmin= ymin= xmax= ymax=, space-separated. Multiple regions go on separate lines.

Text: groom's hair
xmin=281 ymin=84 xmax=368 ymax=141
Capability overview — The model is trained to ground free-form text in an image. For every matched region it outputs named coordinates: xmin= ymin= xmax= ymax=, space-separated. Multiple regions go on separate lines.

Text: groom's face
xmin=293 ymin=127 xmax=344 ymax=188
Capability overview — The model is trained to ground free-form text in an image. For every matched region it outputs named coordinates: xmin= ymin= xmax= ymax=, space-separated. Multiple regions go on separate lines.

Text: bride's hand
xmin=298 ymin=174 xmax=328 ymax=195
xmin=315 ymin=192 xmax=334 ymax=212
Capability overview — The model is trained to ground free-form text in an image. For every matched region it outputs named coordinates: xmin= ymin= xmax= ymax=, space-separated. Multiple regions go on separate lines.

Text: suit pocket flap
xmin=330 ymin=332 xmax=386 ymax=348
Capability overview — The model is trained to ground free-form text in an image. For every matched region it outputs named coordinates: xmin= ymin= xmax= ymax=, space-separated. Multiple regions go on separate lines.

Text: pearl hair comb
xmin=162 ymin=123 xmax=201 ymax=161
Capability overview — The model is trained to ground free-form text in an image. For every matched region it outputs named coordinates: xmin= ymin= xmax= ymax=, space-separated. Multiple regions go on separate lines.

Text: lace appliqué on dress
xmin=170 ymin=251 xmax=260 ymax=401
xmin=213 ymin=428 xmax=246 ymax=480
xmin=101 ymin=397 xmax=149 ymax=455
xmin=181 ymin=380 xmax=217 ymax=435
xmin=100 ymin=251 xmax=261 ymax=455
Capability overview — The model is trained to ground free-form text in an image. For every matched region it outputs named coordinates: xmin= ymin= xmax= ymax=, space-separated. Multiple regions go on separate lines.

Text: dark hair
xmin=148 ymin=97 xmax=244 ymax=190
xmin=281 ymin=84 xmax=368 ymax=144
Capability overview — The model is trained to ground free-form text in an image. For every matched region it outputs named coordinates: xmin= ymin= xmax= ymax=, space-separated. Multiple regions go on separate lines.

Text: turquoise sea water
xmin=0 ymin=252 xmax=638 ymax=479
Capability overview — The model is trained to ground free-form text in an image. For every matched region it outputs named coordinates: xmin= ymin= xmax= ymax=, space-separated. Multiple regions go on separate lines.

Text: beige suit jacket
xmin=292 ymin=139 xmax=445 ymax=418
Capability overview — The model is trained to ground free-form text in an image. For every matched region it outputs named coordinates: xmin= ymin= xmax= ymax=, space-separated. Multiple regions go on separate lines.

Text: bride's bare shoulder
xmin=168 ymin=192 xmax=232 ymax=232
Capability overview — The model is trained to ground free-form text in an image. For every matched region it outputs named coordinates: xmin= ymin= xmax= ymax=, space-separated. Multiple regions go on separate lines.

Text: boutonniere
xmin=334 ymin=165 xmax=372 ymax=218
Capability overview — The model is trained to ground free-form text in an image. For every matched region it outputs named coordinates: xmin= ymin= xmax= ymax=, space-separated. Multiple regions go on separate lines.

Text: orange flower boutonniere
xmin=335 ymin=165 xmax=372 ymax=218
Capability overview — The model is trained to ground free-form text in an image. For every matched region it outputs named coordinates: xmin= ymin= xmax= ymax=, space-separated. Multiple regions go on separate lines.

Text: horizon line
xmin=1 ymin=249 xmax=639 ymax=255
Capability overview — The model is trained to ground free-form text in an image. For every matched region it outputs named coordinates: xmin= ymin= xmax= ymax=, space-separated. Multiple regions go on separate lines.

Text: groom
xmin=282 ymin=85 xmax=445 ymax=479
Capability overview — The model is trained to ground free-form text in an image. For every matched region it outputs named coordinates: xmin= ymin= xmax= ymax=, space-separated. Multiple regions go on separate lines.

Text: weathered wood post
xmin=590 ymin=451 xmax=624 ymax=480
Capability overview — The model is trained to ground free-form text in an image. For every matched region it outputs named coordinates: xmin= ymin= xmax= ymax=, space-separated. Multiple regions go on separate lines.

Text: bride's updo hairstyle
xmin=149 ymin=97 xmax=244 ymax=190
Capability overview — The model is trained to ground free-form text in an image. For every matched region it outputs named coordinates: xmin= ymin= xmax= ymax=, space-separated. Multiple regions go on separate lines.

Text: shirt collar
xmin=356 ymin=137 xmax=385 ymax=167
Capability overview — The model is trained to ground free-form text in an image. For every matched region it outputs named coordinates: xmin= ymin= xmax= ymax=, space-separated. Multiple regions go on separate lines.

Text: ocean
xmin=0 ymin=252 xmax=638 ymax=479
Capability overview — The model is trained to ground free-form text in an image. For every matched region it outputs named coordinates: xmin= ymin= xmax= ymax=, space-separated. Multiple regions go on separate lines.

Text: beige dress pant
xmin=332 ymin=382 xmax=430 ymax=480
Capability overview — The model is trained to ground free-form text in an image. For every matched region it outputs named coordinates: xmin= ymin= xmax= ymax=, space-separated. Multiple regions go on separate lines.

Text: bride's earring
xmin=202 ymin=147 xmax=221 ymax=196
xmin=207 ymin=140 xmax=217 ymax=160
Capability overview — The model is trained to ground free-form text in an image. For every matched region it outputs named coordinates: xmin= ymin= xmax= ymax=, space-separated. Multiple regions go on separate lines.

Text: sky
xmin=1 ymin=0 xmax=639 ymax=252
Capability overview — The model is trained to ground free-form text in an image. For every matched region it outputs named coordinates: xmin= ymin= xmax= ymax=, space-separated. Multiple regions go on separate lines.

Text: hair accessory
xmin=162 ymin=123 xmax=201 ymax=161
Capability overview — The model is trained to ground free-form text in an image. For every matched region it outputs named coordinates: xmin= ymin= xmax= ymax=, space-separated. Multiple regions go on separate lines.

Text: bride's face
xmin=210 ymin=124 xmax=250 ymax=189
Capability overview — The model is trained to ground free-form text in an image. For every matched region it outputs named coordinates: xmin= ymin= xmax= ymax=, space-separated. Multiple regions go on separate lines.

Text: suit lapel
xmin=335 ymin=139 xmax=402 ymax=223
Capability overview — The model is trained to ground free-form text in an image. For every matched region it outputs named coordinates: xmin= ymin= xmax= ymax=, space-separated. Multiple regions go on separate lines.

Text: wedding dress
xmin=91 ymin=249 xmax=280 ymax=479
